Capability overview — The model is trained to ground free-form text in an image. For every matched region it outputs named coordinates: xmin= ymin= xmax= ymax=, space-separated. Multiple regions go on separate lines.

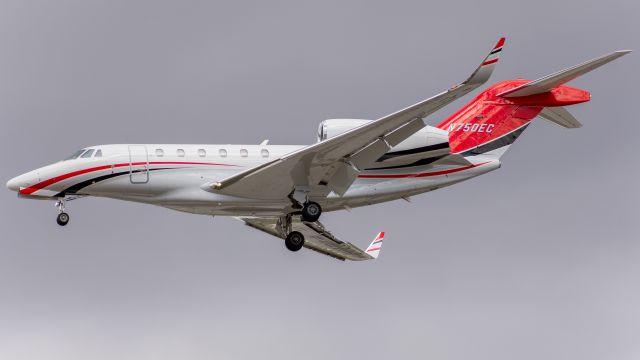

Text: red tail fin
xmin=437 ymin=49 xmax=630 ymax=157
xmin=437 ymin=80 xmax=589 ymax=156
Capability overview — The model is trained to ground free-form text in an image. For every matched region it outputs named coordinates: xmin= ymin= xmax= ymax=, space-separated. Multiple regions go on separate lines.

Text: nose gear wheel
xmin=57 ymin=212 xmax=70 ymax=226
xmin=54 ymin=199 xmax=70 ymax=226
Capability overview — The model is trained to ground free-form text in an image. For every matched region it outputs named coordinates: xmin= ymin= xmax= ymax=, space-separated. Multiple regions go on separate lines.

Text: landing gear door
xmin=128 ymin=145 xmax=149 ymax=184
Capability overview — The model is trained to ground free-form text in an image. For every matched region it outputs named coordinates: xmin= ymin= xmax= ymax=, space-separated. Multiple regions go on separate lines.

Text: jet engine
xmin=317 ymin=119 xmax=371 ymax=142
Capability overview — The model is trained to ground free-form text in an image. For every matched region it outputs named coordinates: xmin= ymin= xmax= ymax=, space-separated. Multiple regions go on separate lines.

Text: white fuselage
xmin=7 ymin=137 xmax=500 ymax=217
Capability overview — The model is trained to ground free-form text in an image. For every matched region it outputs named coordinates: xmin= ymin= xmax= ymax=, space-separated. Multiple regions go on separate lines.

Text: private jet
xmin=6 ymin=38 xmax=630 ymax=261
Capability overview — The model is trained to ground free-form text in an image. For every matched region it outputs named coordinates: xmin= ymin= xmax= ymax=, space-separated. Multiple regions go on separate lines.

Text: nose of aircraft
xmin=6 ymin=173 xmax=31 ymax=192
xmin=6 ymin=176 xmax=21 ymax=192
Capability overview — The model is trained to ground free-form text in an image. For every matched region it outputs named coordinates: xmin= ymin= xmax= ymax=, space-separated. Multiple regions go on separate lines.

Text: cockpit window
xmin=65 ymin=149 xmax=86 ymax=160
xmin=94 ymin=149 xmax=102 ymax=157
xmin=81 ymin=149 xmax=95 ymax=158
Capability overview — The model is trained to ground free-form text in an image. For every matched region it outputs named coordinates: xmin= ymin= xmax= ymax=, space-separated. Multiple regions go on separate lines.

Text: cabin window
xmin=155 ymin=149 xmax=164 ymax=157
xmin=261 ymin=149 xmax=269 ymax=158
xmin=198 ymin=149 xmax=206 ymax=157
xmin=81 ymin=149 xmax=95 ymax=158
xmin=240 ymin=149 xmax=248 ymax=157
xmin=177 ymin=149 xmax=185 ymax=157
xmin=219 ymin=149 xmax=227 ymax=157
xmin=94 ymin=149 xmax=103 ymax=157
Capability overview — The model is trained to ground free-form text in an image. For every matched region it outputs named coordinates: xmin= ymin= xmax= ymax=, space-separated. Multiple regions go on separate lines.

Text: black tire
xmin=285 ymin=231 xmax=305 ymax=252
xmin=56 ymin=212 xmax=70 ymax=226
xmin=301 ymin=201 xmax=322 ymax=222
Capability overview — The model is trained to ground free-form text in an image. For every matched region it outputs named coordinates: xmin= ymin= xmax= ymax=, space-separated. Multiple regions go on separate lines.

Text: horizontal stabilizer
xmin=498 ymin=50 xmax=631 ymax=98
xmin=538 ymin=107 xmax=582 ymax=128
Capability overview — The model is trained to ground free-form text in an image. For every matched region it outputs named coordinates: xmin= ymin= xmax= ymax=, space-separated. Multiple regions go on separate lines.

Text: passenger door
xmin=128 ymin=145 xmax=149 ymax=184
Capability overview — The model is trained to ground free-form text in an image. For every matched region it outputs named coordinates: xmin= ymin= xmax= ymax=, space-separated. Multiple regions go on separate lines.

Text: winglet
xmin=460 ymin=37 xmax=506 ymax=88
xmin=365 ymin=231 xmax=385 ymax=259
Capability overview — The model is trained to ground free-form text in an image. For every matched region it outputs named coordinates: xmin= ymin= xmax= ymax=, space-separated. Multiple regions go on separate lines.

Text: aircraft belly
xmin=323 ymin=160 xmax=500 ymax=210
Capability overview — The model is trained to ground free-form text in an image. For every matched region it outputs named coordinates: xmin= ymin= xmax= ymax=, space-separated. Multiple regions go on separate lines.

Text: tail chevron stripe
xmin=365 ymin=232 xmax=385 ymax=259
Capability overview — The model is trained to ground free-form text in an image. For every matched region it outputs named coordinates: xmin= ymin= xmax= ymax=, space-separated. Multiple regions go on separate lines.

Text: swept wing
xmin=208 ymin=38 xmax=506 ymax=199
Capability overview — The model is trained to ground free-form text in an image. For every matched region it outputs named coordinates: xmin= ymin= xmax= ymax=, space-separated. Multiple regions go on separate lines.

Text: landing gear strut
xmin=55 ymin=199 xmax=69 ymax=226
xmin=301 ymin=201 xmax=322 ymax=222
xmin=285 ymin=231 xmax=305 ymax=252
xmin=276 ymin=213 xmax=307 ymax=252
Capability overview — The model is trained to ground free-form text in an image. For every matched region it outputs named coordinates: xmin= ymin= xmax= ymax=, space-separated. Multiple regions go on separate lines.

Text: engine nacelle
xmin=317 ymin=119 xmax=371 ymax=142
xmin=317 ymin=119 xmax=450 ymax=167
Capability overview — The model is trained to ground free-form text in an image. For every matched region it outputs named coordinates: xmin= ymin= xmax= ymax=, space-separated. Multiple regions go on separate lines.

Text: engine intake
xmin=317 ymin=119 xmax=371 ymax=142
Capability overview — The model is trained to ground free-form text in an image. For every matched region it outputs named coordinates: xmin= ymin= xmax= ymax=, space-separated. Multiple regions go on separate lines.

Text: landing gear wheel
xmin=301 ymin=201 xmax=322 ymax=222
xmin=285 ymin=231 xmax=305 ymax=252
xmin=56 ymin=212 xmax=70 ymax=226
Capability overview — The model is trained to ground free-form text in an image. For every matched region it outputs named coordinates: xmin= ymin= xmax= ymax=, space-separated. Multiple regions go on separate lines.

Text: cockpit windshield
xmin=64 ymin=149 xmax=86 ymax=160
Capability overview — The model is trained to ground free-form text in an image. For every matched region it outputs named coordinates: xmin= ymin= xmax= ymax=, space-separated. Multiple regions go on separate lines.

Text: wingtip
xmin=464 ymin=37 xmax=505 ymax=86
xmin=365 ymin=231 xmax=385 ymax=259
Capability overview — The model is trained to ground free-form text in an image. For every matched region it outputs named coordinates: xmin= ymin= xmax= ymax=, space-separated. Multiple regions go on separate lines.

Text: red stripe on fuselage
xmin=357 ymin=162 xmax=488 ymax=179
xmin=19 ymin=161 xmax=237 ymax=195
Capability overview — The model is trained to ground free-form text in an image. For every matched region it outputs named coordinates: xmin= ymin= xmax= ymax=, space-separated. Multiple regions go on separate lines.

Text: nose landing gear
xmin=56 ymin=212 xmax=70 ymax=226
xmin=54 ymin=200 xmax=69 ymax=226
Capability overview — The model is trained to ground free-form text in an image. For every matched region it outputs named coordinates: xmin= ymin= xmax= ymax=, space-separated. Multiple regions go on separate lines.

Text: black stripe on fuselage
xmin=53 ymin=168 xmax=172 ymax=197
xmin=365 ymin=155 xmax=446 ymax=171
xmin=367 ymin=125 xmax=529 ymax=171
xmin=459 ymin=124 xmax=529 ymax=157
xmin=377 ymin=142 xmax=449 ymax=161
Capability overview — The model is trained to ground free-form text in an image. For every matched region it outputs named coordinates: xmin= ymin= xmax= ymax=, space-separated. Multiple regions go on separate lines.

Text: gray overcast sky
xmin=0 ymin=1 xmax=638 ymax=359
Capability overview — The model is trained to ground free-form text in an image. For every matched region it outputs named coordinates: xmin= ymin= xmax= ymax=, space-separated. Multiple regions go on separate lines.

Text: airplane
xmin=6 ymin=38 xmax=631 ymax=261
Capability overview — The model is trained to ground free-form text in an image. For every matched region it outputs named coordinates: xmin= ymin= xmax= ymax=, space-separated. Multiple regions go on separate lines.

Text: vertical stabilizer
xmin=437 ymin=50 xmax=630 ymax=159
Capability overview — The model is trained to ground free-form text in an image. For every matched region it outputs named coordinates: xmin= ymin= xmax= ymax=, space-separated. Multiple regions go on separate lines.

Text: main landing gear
xmin=285 ymin=231 xmax=305 ymax=252
xmin=301 ymin=201 xmax=322 ymax=222
xmin=282 ymin=201 xmax=320 ymax=252
xmin=278 ymin=198 xmax=322 ymax=252
xmin=277 ymin=214 xmax=306 ymax=252
xmin=289 ymin=189 xmax=322 ymax=223
xmin=55 ymin=199 xmax=69 ymax=226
